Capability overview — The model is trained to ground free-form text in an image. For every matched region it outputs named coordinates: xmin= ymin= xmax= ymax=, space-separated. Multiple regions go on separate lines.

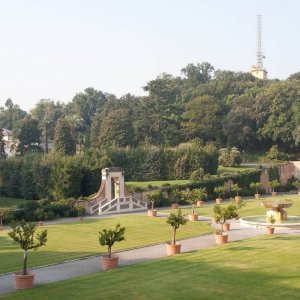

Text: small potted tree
xmin=213 ymin=201 xmax=244 ymax=244
xmin=170 ymin=188 xmax=181 ymax=209
xmin=214 ymin=185 xmax=225 ymax=204
xmin=8 ymin=221 xmax=48 ymax=289
xmin=231 ymin=183 xmax=242 ymax=202
xmin=147 ymin=191 xmax=160 ymax=217
xmin=292 ymin=180 xmax=300 ymax=196
xmin=213 ymin=204 xmax=230 ymax=244
xmin=0 ymin=207 xmax=10 ymax=231
xmin=99 ymin=223 xmax=125 ymax=270
xmin=166 ymin=209 xmax=187 ymax=255
xmin=195 ymin=187 xmax=207 ymax=207
xmin=266 ymin=214 xmax=276 ymax=234
xmin=269 ymin=179 xmax=280 ymax=196
xmin=250 ymin=182 xmax=262 ymax=199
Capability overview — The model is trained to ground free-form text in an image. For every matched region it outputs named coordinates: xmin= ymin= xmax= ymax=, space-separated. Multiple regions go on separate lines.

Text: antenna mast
xmin=256 ymin=15 xmax=264 ymax=69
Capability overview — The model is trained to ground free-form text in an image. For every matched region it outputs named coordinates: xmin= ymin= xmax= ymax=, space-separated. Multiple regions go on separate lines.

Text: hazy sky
xmin=0 ymin=0 xmax=299 ymax=112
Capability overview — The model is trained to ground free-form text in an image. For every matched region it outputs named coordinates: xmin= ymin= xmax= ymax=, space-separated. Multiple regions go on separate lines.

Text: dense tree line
xmin=0 ymin=144 xmax=218 ymax=200
xmin=1 ymin=62 xmax=300 ymax=154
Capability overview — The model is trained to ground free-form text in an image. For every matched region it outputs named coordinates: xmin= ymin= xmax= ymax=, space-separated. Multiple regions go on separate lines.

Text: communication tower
xmin=250 ymin=15 xmax=268 ymax=79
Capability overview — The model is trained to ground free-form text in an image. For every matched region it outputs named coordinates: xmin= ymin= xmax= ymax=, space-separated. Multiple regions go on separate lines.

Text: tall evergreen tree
xmin=53 ymin=118 xmax=76 ymax=155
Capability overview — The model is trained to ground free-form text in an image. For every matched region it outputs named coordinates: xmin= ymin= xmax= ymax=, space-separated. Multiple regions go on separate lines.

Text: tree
xmin=53 ymin=118 xmax=76 ymax=155
xmin=181 ymin=62 xmax=214 ymax=85
xmin=15 ymin=116 xmax=43 ymax=155
xmin=182 ymin=95 xmax=224 ymax=142
xmin=72 ymin=87 xmax=107 ymax=126
xmin=8 ymin=221 xmax=47 ymax=275
xmin=0 ymin=99 xmax=27 ymax=130
xmin=99 ymin=223 xmax=125 ymax=258
xmin=96 ymin=108 xmax=135 ymax=148
xmin=31 ymin=99 xmax=66 ymax=153
xmin=166 ymin=208 xmax=187 ymax=245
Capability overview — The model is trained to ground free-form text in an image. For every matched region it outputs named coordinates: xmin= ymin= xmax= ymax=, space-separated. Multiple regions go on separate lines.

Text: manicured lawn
xmin=0 ymin=215 xmax=213 ymax=274
xmin=217 ymin=165 xmax=257 ymax=174
xmin=0 ymin=197 xmax=29 ymax=208
xmin=161 ymin=193 xmax=300 ymax=217
xmin=3 ymin=235 xmax=300 ymax=299
xmin=126 ymin=180 xmax=190 ymax=190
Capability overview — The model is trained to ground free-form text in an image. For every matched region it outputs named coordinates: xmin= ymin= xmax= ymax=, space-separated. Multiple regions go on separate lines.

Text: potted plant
xmin=0 ymin=207 xmax=10 ymax=231
xmin=169 ymin=188 xmax=181 ymax=209
xmin=8 ymin=221 xmax=47 ymax=289
xmin=99 ymin=223 xmax=125 ymax=270
xmin=195 ymin=187 xmax=207 ymax=207
xmin=166 ymin=208 xmax=187 ymax=255
xmin=213 ymin=201 xmax=245 ymax=244
xmin=231 ymin=183 xmax=242 ymax=202
xmin=292 ymin=180 xmax=300 ymax=196
xmin=214 ymin=185 xmax=225 ymax=204
xmin=250 ymin=182 xmax=262 ymax=199
xmin=266 ymin=214 xmax=276 ymax=234
xmin=147 ymin=191 xmax=159 ymax=217
xmin=269 ymin=179 xmax=280 ymax=196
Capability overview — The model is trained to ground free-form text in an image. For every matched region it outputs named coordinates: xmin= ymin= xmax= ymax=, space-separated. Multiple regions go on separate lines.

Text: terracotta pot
xmin=0 ymin=226 xmax=4 ymax=231
xmin=37 ymin=221 xmax=44 ymax=226
xmin=271 ymin=192 xmax=278 ymax=196
xmin=148 ymin=210 xmax=157 ymax=217
xmin=214 ymin=232 xmax=228 ymax=245
xmin=298 ymin=191 xmax=300 ymax=196
xmin=234 ymin=196 xmax=241 ymax=202
xmin=216 ymin=198 xmax=222 ymax=204
xmin=223 ymin=223 xmax=230 ymax=231
xmin=172 ymin=203 xmax=179 ymax=209
xmin=196 ymin=200 xmax=204 ymax=207
xmin=14 ymin=271 xmax=35 ymax=289
xmin=266 ymin=227 xmax=275 ymax=235
xmin=255 ymin=193 xmax=260 ymax=199
xmin=188 ymin=214 xmax=198 ymax=221
xmin=166 ymin=243 xmax=181 ymax=256
xmin=101 ymin=254 xmax=119 ymax=270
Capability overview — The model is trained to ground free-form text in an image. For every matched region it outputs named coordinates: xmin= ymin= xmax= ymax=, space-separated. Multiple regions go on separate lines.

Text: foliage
xmin=231 ymin=183 xmax=242 ymax=196
xmin=15 ymin=116 xmax=43 ymax=155
xmin=8 ymin=221 xmax=47 ymax=275
xmin=53 ymin=118 xmax=76 ymax=155
xmin=214 ymin=185 xmax=225 ymax=198
xmin=166 ymin=208 xmax=187 ymax=245
xmin=269 ymin=179 xmax=280 ymax=192
xmin=266 ymin=145 xmax=289 ymax=162
xmin=213 ymin=201 xmax=245 ymax=233
xmin=0 ymin=207 xmax=10 ymax=226
xmin=98 ymin=223 xmax=125 ymax=257
xmin=218 ymin=147 xmax=242 ymax=167
xmin=180 ymin=187 xmax=207 ymax=214
xmin=147 ymin=191 xmax=161 ymax=210
xmin=267 ymin=214 xmax=276 ymax=226
xmin=292 ymin=180 xmax=300 ymax=190
xmin=250 ymin=182 xmax=262 ymax=194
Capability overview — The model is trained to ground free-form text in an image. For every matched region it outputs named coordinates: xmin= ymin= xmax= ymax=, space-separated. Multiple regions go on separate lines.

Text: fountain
xmin=240 ymin=199 xmax=300 ymax=229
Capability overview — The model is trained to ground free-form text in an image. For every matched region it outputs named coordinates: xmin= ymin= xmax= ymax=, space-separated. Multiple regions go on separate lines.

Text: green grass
xmin=161 ymin=193 xmax=300 ymax=217
xmin=126 ymin=180 xmax=190 ymax=190
xmin=217 ymin=165 xmax=256 ymax=174
xmin=0 ymin=197 xmax=29 ymax=208
xmin=0 ymin=215 xmax=213 ymax=274
xmin=3 ymin=235 xmax=300 ymax=300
